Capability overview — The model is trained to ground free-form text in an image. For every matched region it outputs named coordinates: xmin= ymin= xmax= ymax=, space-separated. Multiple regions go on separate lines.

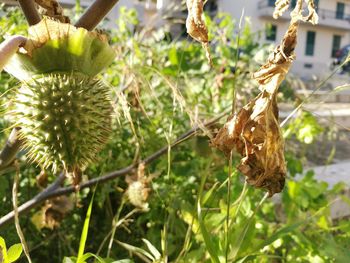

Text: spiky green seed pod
xmin=3 ymin=18 xmax=116 ymax=183
xmin=11 ymin=73 xmax=111 ymax=178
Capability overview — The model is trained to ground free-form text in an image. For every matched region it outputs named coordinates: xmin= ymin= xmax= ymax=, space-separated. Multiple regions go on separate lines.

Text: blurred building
xmin=1 ymin=0 xmax=350 ymax=78
xmin=223 ymin=0 xmax=350 ymax=78
xmin=127 ymin=0 xmax=350 ymax=78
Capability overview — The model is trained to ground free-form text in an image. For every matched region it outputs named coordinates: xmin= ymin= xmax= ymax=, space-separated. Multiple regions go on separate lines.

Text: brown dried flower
xmin=125 ymin=163 xmax=151 ymax=211
xmin=186 ymin=0 xmax=212 ymax=65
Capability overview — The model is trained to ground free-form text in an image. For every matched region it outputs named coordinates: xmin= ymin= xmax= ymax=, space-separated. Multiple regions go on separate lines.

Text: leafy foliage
xmin=0 ymin=5 xmax=349 ymax=263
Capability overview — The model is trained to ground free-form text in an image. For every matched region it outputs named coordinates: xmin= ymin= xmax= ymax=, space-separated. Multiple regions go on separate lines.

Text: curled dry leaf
xmin=273 ymin=0 xmax=319 ymax=25
xmin=35 ymin=0 xmax=70 ymax=23
xmin=211 ymin=5 xmax=315 ymax=196
xmin=31 ymin=196 xmax=74 ymax=230
xmin=273 ymin=0 xmax=291 ymax=19
xmin=186 ymin=0 xmax=212 ymax=65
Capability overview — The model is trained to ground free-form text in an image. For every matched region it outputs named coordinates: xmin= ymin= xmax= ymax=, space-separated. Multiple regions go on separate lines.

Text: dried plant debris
xmin=273 ymin=0 xmax=291 ymax=19
xmin=125 ymin=163 xmax=151 ymax=211
xmin=273 ymin=0 xmax=319 ymax=24
xmin=186 ymin=0 xmax=212 ymax=65
xmin=31 ymin=196 xmax=74 ymax=230
xmin=35 ymin=0 xmax=70 ymax=23
xmin=211 ymin=2 xmax=318 ymax=196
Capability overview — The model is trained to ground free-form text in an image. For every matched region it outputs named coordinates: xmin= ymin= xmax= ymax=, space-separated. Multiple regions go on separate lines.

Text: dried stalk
xmin=13 ymin=161 xmax=33 ymax=263
xmin=75 ymin=0 xmax=120 ymax=30
xmin=18 ymin=0 xmax=41 ymax=25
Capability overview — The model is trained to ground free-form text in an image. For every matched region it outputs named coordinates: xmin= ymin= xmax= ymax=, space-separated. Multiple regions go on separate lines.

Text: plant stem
xmin=225 ymin=151 xmax=233 ymax=262
xmin=75 ymin=0 xmax=120 ymax=30
xmin=12 ymin=161 xmax=33 ymax=263
xmin=107 ymin=198 xmax=125 ymax=258
xmin=18 ymin=0 xmax=41 ymax=26
xmin=0 ymin=128 xmax=23 ymax=171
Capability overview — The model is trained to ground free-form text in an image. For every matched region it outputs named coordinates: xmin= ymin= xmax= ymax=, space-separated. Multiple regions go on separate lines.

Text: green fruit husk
xmin=11 ymin=73 xmax=112 ymax=178
xmin=4 ymin=17 xmax=116 ymax=80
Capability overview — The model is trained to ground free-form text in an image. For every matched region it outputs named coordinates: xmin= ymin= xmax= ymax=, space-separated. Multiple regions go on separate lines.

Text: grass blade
xmin=77 ymin=190 xmax=96 ymax=262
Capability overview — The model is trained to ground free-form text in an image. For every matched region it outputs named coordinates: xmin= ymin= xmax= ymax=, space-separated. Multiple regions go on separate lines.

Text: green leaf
xmin=80 ymin=252 xmax=105 ymax=262
xmin=62 ymin=257 xmax=75 ymax=263
xmin=0 ymin=236 xmax=8 ymax=263
xmin=77 ymin=191 xmax=96 ymax=263
xmin=197 ymin=201 xmax=220 ymax=263
xmin=254 ymin=221 xmax=306 ymax=251
xmin=7 ymin=244 xmax=22 ymax=262
xmin=141 ymin=239 xmax=161 ymax=260
xmin=116 ymin=240 xmax=155 ymax=261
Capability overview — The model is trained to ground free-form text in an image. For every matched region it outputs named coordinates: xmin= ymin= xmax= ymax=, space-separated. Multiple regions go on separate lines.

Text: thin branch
xmin=75 ymin=0 xmax=120 ymax=30
xmin=0 ymin=128 xmax=23 ymax=171
xmin=12 ymin=161 xmax=33 ymax=263
xmin=0 ymin=109 xmax=230 ymax=228
xmin=18 ymin=0 xmax=41 ymax=26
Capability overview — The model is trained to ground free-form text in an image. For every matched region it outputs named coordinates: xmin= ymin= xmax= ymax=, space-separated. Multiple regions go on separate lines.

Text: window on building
xmin=268 ymin=0 xmax=275 ymax=7
xmin=332 ymin=35 xmax=342 ymax=58
xmin=266 ymin=24 xmax=277 ymax=41
xmin=336 ymin=2 xmax=345 ymax=19
xmin=305 ymin=31 xmax=316 ymax=56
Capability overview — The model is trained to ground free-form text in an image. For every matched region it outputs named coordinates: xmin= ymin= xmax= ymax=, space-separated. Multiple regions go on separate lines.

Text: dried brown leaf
xmin=273 ymin=0 xmax=291 ymax=19
xmin=31 ymin=196 xmax=74 ymax=230
xmin=186 ymin=0 xmax=212 ymax=65
xmin=35 ymin=0 xmax=70 ymax=23
xmin=211 ymin=16 xmax=302 ymax=196
xmin=273 ymin=0 xmax=319 ymax=25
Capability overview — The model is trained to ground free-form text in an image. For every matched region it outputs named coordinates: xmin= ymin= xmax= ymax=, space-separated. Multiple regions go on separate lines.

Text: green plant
xmin=0 ymin=3 xmax=350 ymax=263
xmin=0 ymin=236 xmax=23 ymax=263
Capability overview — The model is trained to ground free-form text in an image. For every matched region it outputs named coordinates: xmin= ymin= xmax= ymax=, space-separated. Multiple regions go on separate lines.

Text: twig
xmin=12 ymin=161 xmax=33 ymax=263
xmin=18 ymin=0 xmax=41 ymax=26
xmin=75 ymin=0 xmax=120 ymax=30
xmin=0 ymin=128 xmax=23 ymax=171
xmin=0 ymin=109 xmax=230 ymax=228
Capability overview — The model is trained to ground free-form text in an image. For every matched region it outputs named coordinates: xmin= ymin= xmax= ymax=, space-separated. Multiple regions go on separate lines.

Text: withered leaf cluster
xmin=186 ymin=0 xmax=212 ymax=65
xmin=211 ymin=2 xmax=318 ymax=196
xmin=35 ymin=0 xmax=70 ymax=23
xmin=125 ymin=163 xmax=151 ymax=211
xmin=31 ymin=196 xmax=73 ymax=230
xmin=273 ymin=0 xmax=319 ymax=25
